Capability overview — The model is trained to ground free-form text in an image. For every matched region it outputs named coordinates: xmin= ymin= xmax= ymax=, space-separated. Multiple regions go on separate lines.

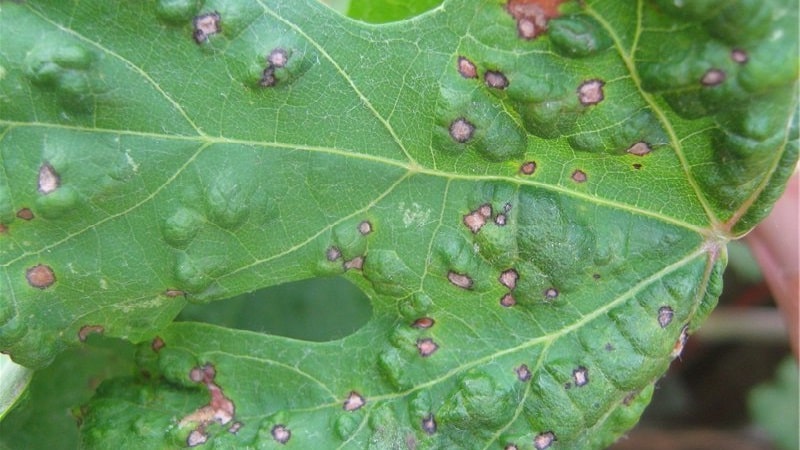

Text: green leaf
xmin=0 ymin=354 xmax=32 ymax=422
xmin=0 ymin=0 xmax=796 ymax=448
xmin=748 ymin=358 xmax=800 ymax=450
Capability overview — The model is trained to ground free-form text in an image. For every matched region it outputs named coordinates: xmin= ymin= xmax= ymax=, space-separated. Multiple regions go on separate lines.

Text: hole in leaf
xmin=177 ymin=277 xmax=372 ymax=341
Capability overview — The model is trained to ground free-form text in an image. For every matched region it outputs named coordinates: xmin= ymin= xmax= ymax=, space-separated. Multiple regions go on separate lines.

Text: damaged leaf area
xmin=0 ymin=0 xmax=797 ymax=448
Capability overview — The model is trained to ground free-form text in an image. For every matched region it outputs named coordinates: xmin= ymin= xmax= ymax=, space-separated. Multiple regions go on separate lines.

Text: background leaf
xmin=0 ymin=0 xmax=796 ymax=448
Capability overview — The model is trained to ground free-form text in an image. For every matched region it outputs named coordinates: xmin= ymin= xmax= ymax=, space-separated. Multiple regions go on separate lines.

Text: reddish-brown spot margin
xmin=457 ymin=56 xmax=478 ymax=79
xmin=26 ymin=264 xmax=55 ymax=289
xmin=411 ymin=317 xmax=435 ymax=329
xmin=422 ymin=413 xmax=437 ymax=434
xmin=571 ymin=170 xmax=587 ymax=183
xmin=447 ymin=271 xmax=473 ymax=289
xmin=520 ymin=161 xmax=537 ymax=175
xmin=271 ymin=424 xmax=291 ymax=444
xmin=577 ymin=79 xmax=605 ymax=105
xmin=152 ymin=336 xmax=166 ymax=352
xmin=193 ymin=12 xmax=221 ymax=44
xmin=78 ymin=325 xmax=104 ymax=342
xmin=417 ymin=338 xmax=439 ymax=357
xmin=343 ymin=391 xmax=366 ymax=411
xmin=534 ymin=431 xmax=556 ymax=449
xmin=449 ymin=118 xmax=475 ymax=143
xmin=16 ymin=208 xmax=34 ymax=221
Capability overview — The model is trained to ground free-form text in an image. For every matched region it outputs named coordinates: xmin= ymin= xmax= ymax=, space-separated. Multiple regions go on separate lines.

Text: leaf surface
xmin=0 ymin=0 xmax=797 ymax=448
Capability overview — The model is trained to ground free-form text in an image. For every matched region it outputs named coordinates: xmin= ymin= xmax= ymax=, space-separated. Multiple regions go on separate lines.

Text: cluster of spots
xmin=416 ymin=338 xmax=439 ymax=357
xmin=515 ymin=364 xmax=532 ymax=382
xmin=26 ymin=264 xmax=55 ymax=289
xmin=260 ymin=48 xmax=290 ymax=87
xmin=16 ymin=208 xmax=34 ymax=221
xmin=499 ymin=268 xmax=520 ymax=307
xmin=38 ymin=163 xmax=60 ymax=194
xmin=506 ymin=0 xmax=566 ymax=39
xmin=271 ymin=425 xmax=291 ymax=444
xmin=520 ymin=161 xmax=537 ymax=175
xmin=323 ymin=220 xmax=371 ymax=272
xmin=343 ymin=391 xmax=366 ymax=411
xmin=577 ymin=79 xmax=605 ymax=106
xmin=77 ymin=325 xmax=104 ymax=342
xmin=151 ymin=336 xmax=166 ymax=352
xmin=421 ymin=413 xmax=437 ymax=434
xmin=570 ymin=169 xmax=587 ymax=183
xmin=671 ymin=325 xmax=690 ymax=358
xmin=181 ymin=363 xmax=237 ymax=447
xmin=457 ymin=56 xmax=478 ymax=79
xmin=534 ymin=431 xmax=556 ymax=449
xmin=448 ymin=118 xmax=475 ymax=143
xmin=193 ymin=12 xmax=221 ymax=44
xmin=657 ymin=306 xmax=674 ymax=328
xmin=463 ymin=203 xmax=492 ymax=234
xmin=447 ymin=271 xmax=473 ymax=290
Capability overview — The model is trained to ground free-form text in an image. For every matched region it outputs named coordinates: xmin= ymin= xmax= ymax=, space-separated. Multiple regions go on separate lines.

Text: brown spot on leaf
xmin=343 ymin=391 xmax=366 ymax=411
xmin=657 ymin=306 xmax=674 ymax=328
xmin=411 ymin=317 xmax=435 ymax=329
xmin=485 ymin=70 xmax=509 ymax=89
xmin=572 ymin=366 xmax=589 ymax=387
xmin=672 ymin=325 xmax=689 ymax=358
xmin=152 ymin=336 xmax=166 ymax=352
xmin=534 ymin=431 xmax=556 ymax=449
xmin=78 ymin=325 xmax=104 ymax=342
xmin=449 ymin=118 xmax=475 ymax=143
xmin=571 ymin=170 xmax=587 ymax=183
xmin=457 ymin=56 xmax=478 ymax=79
xmin=520 ymin=161 xmax=537 ymax=175
xmin=505 ymin=445 xmax=520 ymax=450
xmin=164 ymin=289 xmax=186 ymax=298
xmin=0 ymin=223 xmax=7 ymax=234
xmin=731 ymin=48 xmax=748 ymax=64
xmin=417 ymin=338 xmax=439 ymax=357
xmin=421 ymin=414 xmax=437 ymax=434
xmin=268 ymin=48 xmax=289 ymax=68
xmin=544 ymin=287 xmax=558 ymax=300
xmin=632 ymin=163 xmax=643 ymax=170
xmin=463 ymin=204 xmax=492 ymax=233
xmin=344 ymin=256 xmax=364 ymax=271
xmin=193 ymin=12 xmax=221 ymax=44
xmin=16 ymin=208 xmax=34 ymax=221
xmin=578 ymin=79 xmax=605 ymax=105
xmin=228 ymin=421 xmax=243 ymax=434
xmin=187 ymin=429 xmax=208 ymax=447
xmin=500 ymin=293 xmax=516 ymax=307
xmin=26 ymin=264 xmax=55 ymax=289
xmin=516 ymin=364 xmax=532 ymax=381
xmin=358 ymin=220 xmax=372 ymax=235
xmin=626 ymin=141 xmax=651 ymax=156
xmin=494 ymin=214 xmax=507 ymax=226
xmin=326 ymin=246 xmax=342 ymax=262
xmin=447 ymin=271 xmax=473 ymax=289
xmin=701 ymin=68 xmax=726 ymax=86
xmin=181 ymin=363 xmax=236 ymax=430
xmin=271 ymin=424 xmax=291 ymax=444
xmin=38 ymin=163 xmax=60 ymax=195
xmin=623 ymin=391 xmax=637 ymax=406
xmin=506 ymin=0 xmax=565 ymax=39
xmin=499 ymin=268 xmax=519 ymax=290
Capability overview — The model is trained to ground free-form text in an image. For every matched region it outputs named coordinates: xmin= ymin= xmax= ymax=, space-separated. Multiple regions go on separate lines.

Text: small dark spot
xmin=228 ymin=421 xmax=243 ymax=434
xmin=571 ymin=170 xmax=587 ymax=183
xmin=500 ymin=293 xmax=516 ymax=307
xmin=449 ymin=118 xmax=475 ymax=143
xmin=268 ymin=48 xmax=289 ymax=68
xmin=16 ymin=208 xmax=34 ymax=221
xmin=534 ymin=431 xmax=556 ymax=449
xmin=78 ymin=325 xmax=104 ymax=342
xmin=604 ymin=343 xmax=614 ymax=352
xmin=260 ymin=66 xmax=277 ymax=87
xmin=578 ymin=79 xmax=605 ymax=105
xmin=164 ymin=289 xmax=186 ymax=297
xmin=193 ymin=11 xmax=221 ymax=44
xmin=38 ymin=163 xmax=60 ymax=195
xmin=520 ymin=161 xmax=537 ymax=175
xmin=626 ymin=141 xmax=651 ymax=156
xmin=485 ymin=70 xmax=509 ymax=89
xmin=622 ymin=391 xmax=637 ymax=406
xmin=326 ymin=246 xmax=342 ymax=262
xmin=478 ymin=204 xmax=492 ymax=218
xmin=343 ymin=391 xmax=366 ymax=411
xmin=544 ymin=287 xmax=558 ymax=300
xmin=457 ymin=56 xmax=478 ymax=79
xmin=515 ymin=364 xmax=532 ymax=381
xmin=411 ymin=317 xmax=435 ymax=329
xmin=494 ymin=214 xmax=507 ymax=226
xmin=26 ymin=264 xmax=55 ymax=289
xmin=701 ymin=68 xmax=726 ymax=86
xmin=416 ymin=338 xmax=439 ymax=357
xmin=152 ymin=336 xmax=166 ymax=352
xmin=564 ymin=382 xmax=572 ymax=389
xmin=657 ymin=306 xmax=674 ymax=328
xmin=187 ymin=429 xmax=208 ymax=447
xmin=344 ymin=256 xmax=364 ymax=271
xmin=572 ymin=366 xmax=589 ymax=387
xmin=632 ymin=163 xmax=642 ymax=170
xmin=358 ymin=220 xmax=372 ymax=235
xmin=672 ymin=325 xmax=689 ymax=358
xmin=271 ymin=424 xmax=291 ymax=444
xmin=421 ymin=414 xmax=437 ymax=435
xmin=447 ymin=271 xmax=473 ymax=289
xmin=499 ymin=268 xmax=519 ymax=290
xmin=592 ymin=273 xmax=601 ymax=280
xmin=731 ymin=48 xmax=748 ymax=64
xmin=0 ymin=223 xmax=7 ymax=234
